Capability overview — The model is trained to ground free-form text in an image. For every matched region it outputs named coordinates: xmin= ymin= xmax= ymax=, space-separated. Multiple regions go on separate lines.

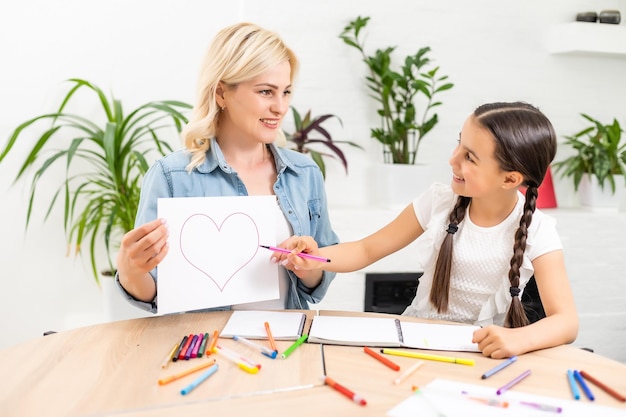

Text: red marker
xmin=323 ymin=376 xmax=367 ymax=406
xmin=178 ymin=334 xmax=194 ymax=360
xmin=580 ymin=370 xmax=626 ymax=402
xmin=364 ymin=346 xmax=400 ymax=371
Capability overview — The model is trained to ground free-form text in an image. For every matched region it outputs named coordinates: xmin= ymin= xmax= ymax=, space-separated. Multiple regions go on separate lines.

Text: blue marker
xmin=567 ymin=369 xmax=581 ymax=400
xmin=181 ymin=363 xmax=219 ymax=395
xmin=573 ymin=370 xmax=595 ymax=401
xmin=481 ymin=356 xmax=517 ymax=379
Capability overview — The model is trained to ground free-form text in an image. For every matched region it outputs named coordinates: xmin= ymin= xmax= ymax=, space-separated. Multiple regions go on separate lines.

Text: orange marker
xmin=264 ymin=322 xmax=278 ymax=352
xmin=394 ymin=361 xmax=424 ymax=385
xmin=158 ymin=359 xmax=216 ymax=385
xmin=206 ymin=330 xmax=219 ymax=355
xmin=364 ymin=346 xmax=400 ymax=371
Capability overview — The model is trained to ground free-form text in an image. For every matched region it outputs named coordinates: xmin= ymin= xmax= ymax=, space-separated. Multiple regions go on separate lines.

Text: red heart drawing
xmin=179 ymin=212 xmax=260 ymax=291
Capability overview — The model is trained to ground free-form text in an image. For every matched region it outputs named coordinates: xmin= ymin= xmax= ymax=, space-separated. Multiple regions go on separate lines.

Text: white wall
xmin=1 ymin=0 xmax=626 ymax=350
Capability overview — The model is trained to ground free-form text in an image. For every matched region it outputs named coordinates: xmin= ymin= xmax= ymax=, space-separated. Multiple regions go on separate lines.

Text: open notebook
xmin=308 ymin=316 xmax=480 ymax=352
xmin=220 ymin=310 xmax=306 ymax=340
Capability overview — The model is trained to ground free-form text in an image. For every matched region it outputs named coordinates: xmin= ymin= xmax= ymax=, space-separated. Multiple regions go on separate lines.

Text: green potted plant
xmin=552 ymin=113 xmax=626 ymax=209
xmin=0 ymin=78 xmax=191 ymax=284
xmin=284 ymin=106 xmax=362 ymax=179
xmin=339 ymin=16 xmax=454 ymax=165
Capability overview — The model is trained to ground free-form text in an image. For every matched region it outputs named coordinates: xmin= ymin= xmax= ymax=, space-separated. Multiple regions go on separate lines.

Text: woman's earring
xmin=220 ymin=106 xmax=225 ymax=112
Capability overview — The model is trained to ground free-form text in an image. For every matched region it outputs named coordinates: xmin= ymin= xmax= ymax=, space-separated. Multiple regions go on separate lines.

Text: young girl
xmin=275 ymin=102 xmax=578 ymax=358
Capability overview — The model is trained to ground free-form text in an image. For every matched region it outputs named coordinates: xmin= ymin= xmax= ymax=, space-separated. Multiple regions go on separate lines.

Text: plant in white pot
xmin=340 ymin=16 xmax=454 ymax=165
xmin=552 ymin=113 xmax=626 ymax=211
xmin=339 ymin=16 xmax=454 ymax=207
xmin=0 ymin=78 xmax=191 ymax=292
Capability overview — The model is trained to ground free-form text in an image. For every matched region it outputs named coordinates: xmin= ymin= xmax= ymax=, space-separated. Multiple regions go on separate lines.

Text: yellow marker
xmin=381 ymin=348 xmax=475 ymax=366
xmin=160 ymin=342 xmax=179 ymax=369
xmin=212 ymin=346 xmax=260 ymax=374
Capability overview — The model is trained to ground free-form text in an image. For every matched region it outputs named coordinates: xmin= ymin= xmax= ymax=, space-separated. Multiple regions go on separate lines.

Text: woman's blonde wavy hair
xmin=182 ymin=22 xmax=299 ymax=172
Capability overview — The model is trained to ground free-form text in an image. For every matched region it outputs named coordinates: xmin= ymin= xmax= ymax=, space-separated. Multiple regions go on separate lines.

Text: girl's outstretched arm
xmin=473 ymin=250 xmax=578 ymax=358
xmin=277 ymin=204 xmax=424 ymax=273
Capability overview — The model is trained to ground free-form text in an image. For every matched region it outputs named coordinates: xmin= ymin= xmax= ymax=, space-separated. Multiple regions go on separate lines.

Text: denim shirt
xmin=116 ymin=138 xmax=339 ymax=313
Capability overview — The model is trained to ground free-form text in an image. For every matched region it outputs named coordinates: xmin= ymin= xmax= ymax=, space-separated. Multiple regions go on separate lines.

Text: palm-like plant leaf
xmin=340 ymin=16 xmax=453 ymax=164
xmin=553 ymin=113 xmax=626 ymax=193
xmin=0 ymin=78 xmax=191 ymax=284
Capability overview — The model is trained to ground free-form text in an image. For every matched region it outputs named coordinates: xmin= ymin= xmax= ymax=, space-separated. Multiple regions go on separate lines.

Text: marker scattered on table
xmin=393 ymin=361 xmax=424 ymax=385
xmin=234 ymin=335 xmax=277 ymax=359
xmin=191 ymin=333 xmax=204 ymax=358
xmin=160 ymin=342 xmax=180 ymax=369
xmin=381 ymin=348 xmax=475 ymax=366
xmin=260 ymin=245 xmax=331 ymax=263
xmin=580 ymin=370 xmax=626 ymax=402
xmin=264 ymin=321 xmax=278 ymax=353
xmin=178 ymin=334 xmax=193 ymax=360
xmin=573 ymin=370 xmax=595 ymax=401
xmin=180 ymin=363 xmax=219 ymax=395
xmin=185 ymin=334 xmax=199 ymax=360
xmin=520 ymin=401 xmax=563 ymax=413
xmin=197 ymin=332 xmax=209 ymax=358
xmin=462 ymin=391 xmax=509 ymax=408
xmin=364 ymin=346 xmax=400 ymax=371
xmin=496 ymin=369 xmax=531 ymax=395
xmin=567 ymin=369 xmax=581 ymax=400
xmin=323 ymin=375 xmax=367 ymax=406
xmin=481 ymin=355 xmax=517 ymax=379
xmin=212 ymin=345 xmax=259 ymax=374
xmin=281 ymin=334 xmax=308 ymax=359
xmin=158 ymin=359 xmax=216 ymax=385
xmin=173 ymin=335 xmax=188 ymax=362
xmin=206 ymin=330 xmax=219 ymax=355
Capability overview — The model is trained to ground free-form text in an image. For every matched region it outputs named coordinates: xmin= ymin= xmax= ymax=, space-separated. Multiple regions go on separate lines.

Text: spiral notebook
xmin=307 ymin=316 xmax=480 ymax=352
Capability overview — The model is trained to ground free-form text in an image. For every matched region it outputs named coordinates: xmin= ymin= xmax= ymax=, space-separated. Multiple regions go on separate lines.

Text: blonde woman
xmin=116 ymin=22 xmax=338 ymax=313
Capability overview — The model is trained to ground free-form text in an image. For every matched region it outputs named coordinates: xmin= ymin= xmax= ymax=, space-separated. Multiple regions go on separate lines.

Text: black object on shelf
xmin=599 ymin=10 xmax=621 ymax=25
xmin=364 ymin=272 xmax=421 ymax=314
xmin=576 ymin=12 xmax=598 ymax=23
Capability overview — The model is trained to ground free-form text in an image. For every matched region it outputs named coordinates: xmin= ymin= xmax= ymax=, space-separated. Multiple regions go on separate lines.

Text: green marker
xmin=281 ymin=334 xmax=308 ymax=359
xmin=197 ymin=332 xmax=209 ymax=358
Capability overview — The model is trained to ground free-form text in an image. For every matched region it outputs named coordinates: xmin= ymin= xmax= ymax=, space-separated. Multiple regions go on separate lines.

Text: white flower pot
xmin=578 ymin=174 xmax=626 ymax=212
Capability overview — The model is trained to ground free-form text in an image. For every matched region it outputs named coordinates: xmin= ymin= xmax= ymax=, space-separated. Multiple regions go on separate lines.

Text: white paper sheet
xmin=388 ymin=378 xmax=625 ymax=417
xmin=157 ymin=195 xmax=278 ymax=314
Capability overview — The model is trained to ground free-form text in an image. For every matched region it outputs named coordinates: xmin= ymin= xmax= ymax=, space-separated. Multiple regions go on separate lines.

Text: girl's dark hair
xmin=429 ymin=102 xmax=557 ymax=328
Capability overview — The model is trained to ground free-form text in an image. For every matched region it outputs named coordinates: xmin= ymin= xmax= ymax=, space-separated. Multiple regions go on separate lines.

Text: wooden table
xmin=1 ymin=310 xmax=624 ymax=417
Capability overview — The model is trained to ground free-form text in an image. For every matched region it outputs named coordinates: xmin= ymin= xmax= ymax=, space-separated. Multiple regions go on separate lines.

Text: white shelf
xmin=545 ymin=22 xmax=626 ymax=57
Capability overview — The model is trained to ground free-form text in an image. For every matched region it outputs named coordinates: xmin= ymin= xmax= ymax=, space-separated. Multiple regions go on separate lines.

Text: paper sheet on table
xmin=220 ymin=310 xmax=306 ymax=340
xmin=157 ymin=196 xmax=278 ymax=314
xmin=388 ymin=378 xmax=625 ymax=417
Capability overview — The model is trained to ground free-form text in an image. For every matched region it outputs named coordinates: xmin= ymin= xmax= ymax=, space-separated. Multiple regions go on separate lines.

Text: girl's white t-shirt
xmin=402 ymin=183 xmax=562 ymax=327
